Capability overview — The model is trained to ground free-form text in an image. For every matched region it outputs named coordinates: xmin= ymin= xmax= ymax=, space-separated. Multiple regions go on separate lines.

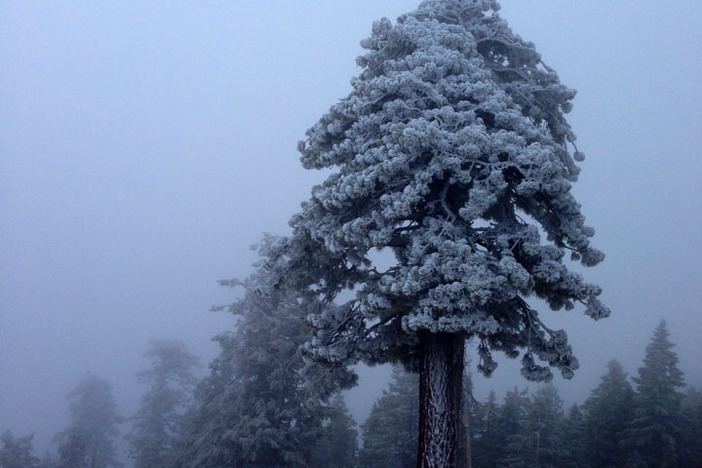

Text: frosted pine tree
xmin=270 ymin=0 xmax=608 ymax=465
xmin=179 ymin=238 xmax=356 ymax=467
xmin=128 ymin=339 xmax=200 ymax=468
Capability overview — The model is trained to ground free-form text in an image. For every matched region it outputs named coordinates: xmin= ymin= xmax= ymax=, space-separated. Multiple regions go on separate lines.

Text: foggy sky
xmin=2 ymin=0 xmax=701 ymax=457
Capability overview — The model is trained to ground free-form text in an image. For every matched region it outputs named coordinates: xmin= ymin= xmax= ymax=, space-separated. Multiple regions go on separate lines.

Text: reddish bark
xmin=417 ymin=332 xmax=465 ymax=468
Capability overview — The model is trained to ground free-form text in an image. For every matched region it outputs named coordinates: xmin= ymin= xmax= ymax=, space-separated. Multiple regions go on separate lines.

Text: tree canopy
xmin=270 ymin=0 xmax=607 ymax=386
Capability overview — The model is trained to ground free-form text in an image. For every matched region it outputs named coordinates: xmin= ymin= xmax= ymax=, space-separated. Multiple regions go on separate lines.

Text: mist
xmin=2 ymin=0 xmax=701 ymax=464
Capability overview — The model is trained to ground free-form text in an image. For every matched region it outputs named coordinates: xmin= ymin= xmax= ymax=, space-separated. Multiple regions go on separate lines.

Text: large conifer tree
xmin=270 ymin=0 xmax=607 ymax=464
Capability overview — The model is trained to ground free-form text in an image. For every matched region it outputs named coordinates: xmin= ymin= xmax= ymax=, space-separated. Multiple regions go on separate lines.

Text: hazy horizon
xmin=2 ymin=0 xmax=700 ymax=461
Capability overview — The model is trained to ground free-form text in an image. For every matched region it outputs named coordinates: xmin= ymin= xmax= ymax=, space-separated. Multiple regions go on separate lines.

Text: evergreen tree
xmin=582 ymin=359 xmax=635 ymax=467
xmin=360 ymin=366 xmax=419 ymax=468
xmin=562 ymin=404 xmax=587 ymax=468
xmin=267 ymin=0 xmax=607 ymax=464
xmin=0 ymin=431 xmax=40 ymax=468
xmin=470 ymin=390 xmax=503 ymax=468
xmin=128 ymin=339 xmax=200 ymax=468
xmin=309 ymin=394 xmax=359 ymax=468
xmin=503 ymin=384 xmax=566 ymax=467
xmin=623 ymin=320 xmax=686 ymax=467
xmin=55 ymin=430 xmax=87 ymax=468
xmin=179 ymin=243 xmax=355 ymax=467
xmin=458 ymin=369 xmax=475 ymax=467
xmin=176 ymin=332 xmax=239 ymax=467
xmin=680 ymin=387 xmax=702 ymax=468
xmin=494 ymin=387 xmax=529 ymax=467
xmin=54 ymin=374 xmax=122 ymax=468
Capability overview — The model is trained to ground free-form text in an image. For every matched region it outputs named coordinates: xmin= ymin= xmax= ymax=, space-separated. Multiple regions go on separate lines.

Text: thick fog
xmin=2 ymin=0 xmax=701 ymax=461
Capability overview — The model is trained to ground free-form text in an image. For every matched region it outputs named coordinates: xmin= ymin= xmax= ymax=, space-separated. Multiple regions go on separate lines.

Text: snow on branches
xmin=271 ymin=0 xmax=608 ymax=383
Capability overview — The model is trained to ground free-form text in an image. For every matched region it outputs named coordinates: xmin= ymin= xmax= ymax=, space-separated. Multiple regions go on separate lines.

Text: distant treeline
xmin=2 ymin=304 xmax=700 ymax=468
xmin=362 ymin=322 xmax=702 ymax=467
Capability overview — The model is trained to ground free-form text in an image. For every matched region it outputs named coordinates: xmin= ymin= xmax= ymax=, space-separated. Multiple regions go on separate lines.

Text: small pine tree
xmin=680 ymin=388 xmax=702 ymax=468
xmin=55 ymin=430 xmax=88 ymax=468
xmin=360 ymin=366 xmax=419 ymax=468
xmin=497 ymin=387 xmax=529 ymax=467
xmin=128 ymin=339 xmax=200 ymax=468
xmin=0 ymin=431 xmax=40 ymax=468
xmin=179 ymin=239 xmax=355 ymax=467
xmin=623 ymin=320 xmax=686 ymax=467
xmin=54 ymin=374 xmax=122 ymax=468
xmin=310 ymin=394 xmax=359 ymax=468
xmin=503 ymin=384 xmax=566 ymax=468
xmin=470 ymin=390 xmax=504 ymax=468
xmin=582 ymin=359 xmax=635 ymax=467
xmin=562 ymin=404 xmax=587 ymax=468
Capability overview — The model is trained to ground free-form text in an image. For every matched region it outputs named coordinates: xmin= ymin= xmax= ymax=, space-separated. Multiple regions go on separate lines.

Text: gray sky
xmin=2 ymin=0 xmax=701 ymax=456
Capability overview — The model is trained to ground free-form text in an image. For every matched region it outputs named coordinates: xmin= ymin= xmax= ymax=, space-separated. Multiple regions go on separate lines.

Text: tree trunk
xmin=461 ymin=400 xmax=472 ymax=468
xmin=417 ymin=331 xmax=465 ymax=468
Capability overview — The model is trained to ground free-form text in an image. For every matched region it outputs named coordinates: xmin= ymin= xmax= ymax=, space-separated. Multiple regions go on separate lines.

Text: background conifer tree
xmin=469 ymin=390 xmax=503 ymax=468
xmin=582 ymin=360 xmax=635 ymax=467
xmin=493 ymin=387 xmax=529 ymax=467
xmin=54 ymin=374 xmax=122 ymax=468
xmin=360 ymin=366 xmax=419 ymax=468
xmin=0 ymin=431 xmax=40 ymax=468
xmin=680 ymin=388 xmax=702 ymax=468
xmin=503 ymin=384 xmax=566 ymax=467
xmin=179 ymin=239 xmax=356 ymax=467
xmin=623 ymin=320 xmax=686 ymax=467
xmin=561 ymin=404 xmax=587 ymax=468
xmin=128 ymin=339 xmax=200 ymax=468
xmin=309 ymin=394 xmax=359 ymax=468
